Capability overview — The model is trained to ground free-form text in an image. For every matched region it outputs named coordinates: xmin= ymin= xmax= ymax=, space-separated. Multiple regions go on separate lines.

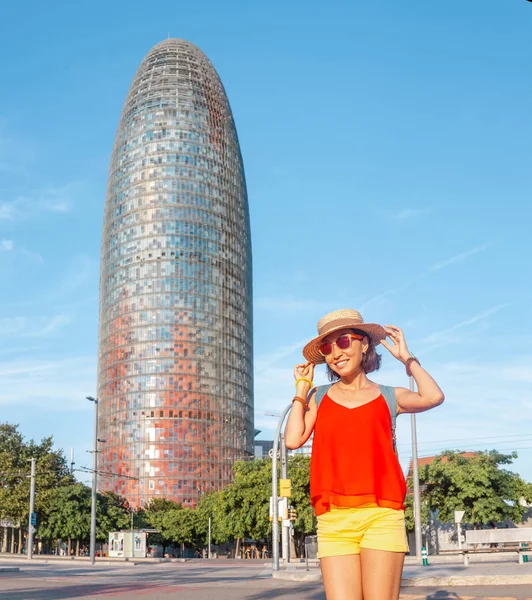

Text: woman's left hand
xmin=381 ymin=325 xmax=412 ymax=364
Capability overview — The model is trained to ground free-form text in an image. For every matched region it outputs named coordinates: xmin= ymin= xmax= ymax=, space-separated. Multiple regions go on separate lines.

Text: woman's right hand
xmin=293 ymin=362 xmax=315 ymax=384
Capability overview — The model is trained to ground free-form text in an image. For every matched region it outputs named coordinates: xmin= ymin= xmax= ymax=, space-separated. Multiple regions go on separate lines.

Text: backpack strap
xmin=308 ymin=384 xmax=333 ymax=408
xmin=379 ymin=384 xmax=398 ymax=455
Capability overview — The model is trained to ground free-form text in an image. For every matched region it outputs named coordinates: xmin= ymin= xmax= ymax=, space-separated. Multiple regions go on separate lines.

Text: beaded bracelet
xmin=295 ymin=377 xmax=313 ymax=388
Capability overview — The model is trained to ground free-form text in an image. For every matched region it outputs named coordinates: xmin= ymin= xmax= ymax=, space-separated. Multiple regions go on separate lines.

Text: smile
xmin=335 ymin=360 xmax=349 ymax=367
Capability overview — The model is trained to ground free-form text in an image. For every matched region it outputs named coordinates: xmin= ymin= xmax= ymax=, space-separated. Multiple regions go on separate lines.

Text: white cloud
xmin=255 ymin=338 xmax=310 ymax=373
xmin=46 ymin=255 xmax=95 ymax=301
xmin=417 ymin=303 xmax=512 ymax=352
xmin=361 ymin=242 xmax=494 ymax=311
xmin=21 ymin=248 xmax=44 ymax=263
xmin=0 ymin=239 xmax=14 ymax=251
xmin=391 ymin=208 xmax=430 ymax=221
xmin=255 ymin=296 xmax=330 ymax=314
xmin=0 ymin=317 xmax=26 ymax=335
xmin=0 ymin=198 xmax=24 ymax=220
xmin=0 ymin=313 xmax=73 ymax=338
xmin=0 ymin=240 xmax=44 ymax=262
xmin=0 ymin=356 xmax=96 ymax=411
xmin=0 ymin=181 xmax=84 ymax=221
xmin=428 ymin=243 xmax=492 ymax=273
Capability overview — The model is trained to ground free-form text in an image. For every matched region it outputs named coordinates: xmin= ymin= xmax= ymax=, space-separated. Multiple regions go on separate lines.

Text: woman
xmin=285 ymin=309 xmax=444 ymax=600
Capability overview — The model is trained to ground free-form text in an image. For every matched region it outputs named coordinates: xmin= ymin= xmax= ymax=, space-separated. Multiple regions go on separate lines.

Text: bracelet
xmin=295 ymin=377 xmax=313 ymax=388
xmin=405 ymin=356 xmax=420 ymax=377
xmin=292 ymin=396 xmax=308 ymax=408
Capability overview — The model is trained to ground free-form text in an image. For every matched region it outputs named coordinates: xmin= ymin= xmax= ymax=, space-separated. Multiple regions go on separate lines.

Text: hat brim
xmin=302 ymin=323 xmax=387 ymax=364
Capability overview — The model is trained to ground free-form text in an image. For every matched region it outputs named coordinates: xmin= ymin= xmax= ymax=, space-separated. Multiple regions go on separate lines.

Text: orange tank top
xmin=310 ymin=392 xmax=406 ymax=516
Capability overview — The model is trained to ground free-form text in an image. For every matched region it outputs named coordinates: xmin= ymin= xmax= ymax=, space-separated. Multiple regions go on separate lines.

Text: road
xmin=0 ymin=560 xmax=531 ymax=599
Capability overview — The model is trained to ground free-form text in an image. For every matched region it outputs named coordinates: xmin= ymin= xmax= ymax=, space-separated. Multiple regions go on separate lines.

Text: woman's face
xmin=322 ymin=328 xmax=368 ymax=377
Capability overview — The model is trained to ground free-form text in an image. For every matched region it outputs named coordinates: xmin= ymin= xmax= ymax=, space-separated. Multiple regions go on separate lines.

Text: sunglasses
xmin=318 ymin=333 xmax=364 ymax=357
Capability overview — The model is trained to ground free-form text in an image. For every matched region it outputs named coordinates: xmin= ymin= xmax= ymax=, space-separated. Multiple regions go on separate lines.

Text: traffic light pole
xmin=280 ymin=434 xmax=290 ymax=563
xmin=27 ymin=458 xmax=36 ymax=560
xmin=410 ymin=375 xmax=423 ymax=558
xmin=271 ymin=404 xmax=292 ymax=572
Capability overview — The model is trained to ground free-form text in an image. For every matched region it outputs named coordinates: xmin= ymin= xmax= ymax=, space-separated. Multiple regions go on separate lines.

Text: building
xmin=97 ymin=39 xmax=253 ymax=508
xmin=253 ymin=437 xmax=313 ymax=459
xmin=254 ymin=440 xmax=274 ymax=459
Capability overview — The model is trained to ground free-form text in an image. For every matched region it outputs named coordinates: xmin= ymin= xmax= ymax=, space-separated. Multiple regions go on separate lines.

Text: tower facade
xmin=97 ymin=39 xmax=253 ymax=508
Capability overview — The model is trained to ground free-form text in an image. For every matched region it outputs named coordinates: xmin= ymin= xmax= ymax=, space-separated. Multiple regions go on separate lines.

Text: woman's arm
xmin=284 ymin=392 xmax=318 ymax=449
xmin=395 ymin=359 xmax=444 ymax=414
xmin=381 ymin=325 xmax=444 ymax=415
xmin=284 ymin=362 xmax=318 ymax=449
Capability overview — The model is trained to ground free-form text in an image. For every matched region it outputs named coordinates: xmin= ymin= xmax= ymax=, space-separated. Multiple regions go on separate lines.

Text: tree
xmin=162 ymin=508 xmax=198 ymax=556
xmin=420 ymin=450 xmax=528 ymax=527
xmin=97 ymin=491 xmax=131 ymax=541
xmin=39 ymin=483 xmax=91 ymax=556
xmin=287 ymin=455 xmax=314 ymax=555
xmin=222 ymin=459 xmax=272 ymax=550
xmin=403 ymin=490 xmax=431 ymax=533
xmin=144 ymin=498 xmax=182 ymax=556
xmin=196 ymin=490 xmax=232 ymax=546
xmin=0 ymin=424 xmax=74 ymax=554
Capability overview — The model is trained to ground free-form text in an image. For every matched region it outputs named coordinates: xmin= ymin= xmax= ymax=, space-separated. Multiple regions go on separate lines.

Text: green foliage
xmin=162 ymin=508 xmax=198 ymax=546
xmin=39 ymin=483 xmax=91 ymax=542
xmin=0 ymin=423 xmax=74 ymax=528
xmin=4 ymin=420 xmax=531 ymax=555
xmin=403 ymin=490 xmax=431 ymax=532
xmin=144 ymin=498 xmax=182 ymax=552
xmin=222 ymin=459 xmax=272 ymax=542
xmin=196 ymin=490 xmax=231 ymax=545
xmin=97 ymin=491 xmax=131 ymax=540
xmin=420 ymin=450 xmax=528 ymax=526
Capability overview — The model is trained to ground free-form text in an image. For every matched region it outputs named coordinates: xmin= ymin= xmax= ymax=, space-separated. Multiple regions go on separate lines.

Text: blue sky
xmin=1 ymin=0 xmax=531 ymax=487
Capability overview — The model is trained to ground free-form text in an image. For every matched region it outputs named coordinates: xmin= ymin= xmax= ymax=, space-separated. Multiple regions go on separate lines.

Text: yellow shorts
xmin=317 ymin=505 xmax=408 ymax=558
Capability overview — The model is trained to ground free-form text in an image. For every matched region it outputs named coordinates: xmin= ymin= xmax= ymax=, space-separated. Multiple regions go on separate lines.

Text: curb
xmin=273 ymin=570 xmax=322 ymax=582
xmin=0 ymin=567 xmax=20 ymax=573
xmin=272 ymin=569 xmax=532 ymax=586
xmin=402 ymin=574 xmax=532 ymax=587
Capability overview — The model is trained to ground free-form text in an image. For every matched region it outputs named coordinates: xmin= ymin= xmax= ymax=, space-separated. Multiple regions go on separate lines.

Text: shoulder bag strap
xmin=379 ymin=384 xmax=398 ymax=456
xmin=308 ymin=384 xmax=332 ymax=408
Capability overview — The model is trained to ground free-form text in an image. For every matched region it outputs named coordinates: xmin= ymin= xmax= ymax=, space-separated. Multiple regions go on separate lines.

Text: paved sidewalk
xmin=273 ymin=557 xmax=532 ymax=586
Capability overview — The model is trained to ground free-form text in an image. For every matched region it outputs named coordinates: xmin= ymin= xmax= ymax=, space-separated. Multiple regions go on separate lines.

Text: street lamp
xmin=271 ymin=403 xmax=293 ymax=572
xmin=86 ymin=396 xmax=99 ymax=565
xmin=409 ymin=377 xmax=423 ymax=558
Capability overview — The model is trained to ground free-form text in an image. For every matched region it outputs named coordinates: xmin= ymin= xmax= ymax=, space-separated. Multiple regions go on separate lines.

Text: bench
xmin=461 ymin=528 xmax=532 ymax=565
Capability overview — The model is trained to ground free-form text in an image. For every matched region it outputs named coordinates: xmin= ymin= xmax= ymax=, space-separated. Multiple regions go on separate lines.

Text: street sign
xmin=30 ymin=513 xmax=37 ymax=526
xmin=454 ymin=510 xmax=465 ymax=524
xmin=30 ymin=525 xmax=36 ymax=534
xmin=279 ymin=478 xmax=292 ymax=498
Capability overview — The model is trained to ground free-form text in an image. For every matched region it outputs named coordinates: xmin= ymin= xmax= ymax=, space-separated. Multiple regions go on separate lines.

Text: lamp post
xmin=27 ymin=458 xmax=36 ymax=560
xmin=86 ymin=396 xmax=99 ymax=565
xmin=271 ymin=403 xmax=292 ymax=572
xmin=409 ymin=377 xmax=423 ymax=558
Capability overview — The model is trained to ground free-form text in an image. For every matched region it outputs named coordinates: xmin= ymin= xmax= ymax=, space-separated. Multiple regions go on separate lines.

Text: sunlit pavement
xmin=0 ymin=560 xmax=531 ymax=599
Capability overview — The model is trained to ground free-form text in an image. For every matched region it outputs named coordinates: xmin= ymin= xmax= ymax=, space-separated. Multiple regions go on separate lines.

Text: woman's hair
xmin=326 ymin=329 xmax=382 ymax=382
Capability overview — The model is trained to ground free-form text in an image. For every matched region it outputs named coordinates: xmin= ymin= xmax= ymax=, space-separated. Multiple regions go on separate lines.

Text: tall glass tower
xmin=97 ymin=39 xmax=253 ymax=508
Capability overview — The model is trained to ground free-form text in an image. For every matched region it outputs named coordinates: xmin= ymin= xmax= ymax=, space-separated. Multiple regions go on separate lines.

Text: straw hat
xmin=302 ymin=308 xmax=387 ymax=364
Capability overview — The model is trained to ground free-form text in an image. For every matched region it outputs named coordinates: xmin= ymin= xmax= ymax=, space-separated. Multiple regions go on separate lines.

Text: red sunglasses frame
xmin=318 ymin=333 xmax=364 ymax=357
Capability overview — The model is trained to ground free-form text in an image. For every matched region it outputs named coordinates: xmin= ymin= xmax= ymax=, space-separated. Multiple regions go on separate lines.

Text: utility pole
xmin=410 ymin=376 xmax=422 ymax=558
xmin=280 ymin=434 xmax=290 ymax=562
xmin=27 ymin=458 xmax=36 ymax=560
xmin=271 ymin=403 xmax=292 ymax=571
xmin=131 ymin=507 xmax=135 ymax=559
xmin=86 ymin=396 xmax=99 ymax=565
xmin=70 ymin=448 xmax=75 ymax=475
xmin=208 ymin=516 xmax=212 ymax=559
